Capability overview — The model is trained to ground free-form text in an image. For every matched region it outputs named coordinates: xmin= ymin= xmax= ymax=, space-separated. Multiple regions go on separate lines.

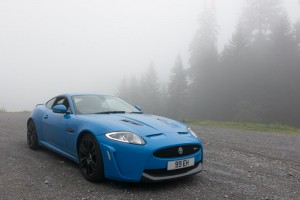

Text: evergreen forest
xmin=118 ymin=0 xmax=300 ymax=127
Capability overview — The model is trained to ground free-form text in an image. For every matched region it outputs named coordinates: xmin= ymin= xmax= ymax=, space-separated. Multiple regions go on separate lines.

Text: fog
xmin=1 ymin=0 xmax=299 ymax=126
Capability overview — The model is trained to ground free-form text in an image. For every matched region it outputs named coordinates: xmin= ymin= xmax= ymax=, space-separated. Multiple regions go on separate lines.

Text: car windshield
xmin=72 ymin=95 xmax=141 ymax=115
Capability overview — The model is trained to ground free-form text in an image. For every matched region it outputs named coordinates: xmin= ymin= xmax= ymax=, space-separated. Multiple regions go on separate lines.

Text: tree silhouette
xmin=118 ymin=77 xmax=130 ymax=101
xmin=167 ymin=55 xmax=188 ymax=120
xmin=219 ymin=0 xmax=300 ymax=126
xmin=188 ymin=1 xmax=219 ymax=119
xmin=117 ymin=0 xmax=300 ymax=127
xmin=140 ymin=63 xmax=161 ymax=114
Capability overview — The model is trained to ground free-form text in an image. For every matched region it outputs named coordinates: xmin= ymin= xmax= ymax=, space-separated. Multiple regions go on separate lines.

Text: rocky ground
xmin=0 ymin=113 xmax=299 ymax=200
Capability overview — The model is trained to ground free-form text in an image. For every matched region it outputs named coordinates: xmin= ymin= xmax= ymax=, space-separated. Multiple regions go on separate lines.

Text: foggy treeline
xmin=118 ymin=0 xmax=300 ymax=127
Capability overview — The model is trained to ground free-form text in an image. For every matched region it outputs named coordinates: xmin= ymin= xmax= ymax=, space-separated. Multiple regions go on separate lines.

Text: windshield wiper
xmin=129 ymin=111 xmax=143 ymax=114
xmin=94 ymin=111 xmax=126 ymax=114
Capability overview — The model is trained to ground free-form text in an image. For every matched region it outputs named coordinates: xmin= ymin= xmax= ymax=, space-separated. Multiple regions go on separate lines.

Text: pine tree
xmin=188 ymin=1 xmax=219 ymax=119
xmin=294 ymin=21 xmax=300 ymax=55
xmin=118 ymin=77 xmax=130 ymax=101
xmin=127 ymin=76 xmax=141 ymax=106
xmin=242 ymin=0 xmax=284 ymax=42
xmin=220 ymin=0 xmax=300 ymax=126
xmin=167 ymin=55 xmax=188 ymax=120
xmin=189 ymin=2 xmax=218 ymax=82
xmin=140 ymin=63 xmax=161 ymax=114
xmin=219 ymin=22 xmax=250 ymax=120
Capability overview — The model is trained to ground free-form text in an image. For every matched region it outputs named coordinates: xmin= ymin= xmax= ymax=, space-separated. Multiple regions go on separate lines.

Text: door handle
xmin=44 ymin=115 xmax=48 ymax=119
xmin=66 ymin=127 xmax=75 ymax=133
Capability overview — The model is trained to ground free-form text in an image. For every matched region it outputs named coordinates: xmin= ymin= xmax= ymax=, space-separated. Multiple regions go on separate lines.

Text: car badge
xmin=178 ymin=147 xmax=183 ymax=155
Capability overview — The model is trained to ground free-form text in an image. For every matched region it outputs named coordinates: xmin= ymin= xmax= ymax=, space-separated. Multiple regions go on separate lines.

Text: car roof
xmin=58 ymin=93 xmax=114 ymax=98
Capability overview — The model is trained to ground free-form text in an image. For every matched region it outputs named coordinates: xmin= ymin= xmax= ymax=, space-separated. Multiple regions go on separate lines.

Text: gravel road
xmin=0 ymin=113 xmax=299 ymax=200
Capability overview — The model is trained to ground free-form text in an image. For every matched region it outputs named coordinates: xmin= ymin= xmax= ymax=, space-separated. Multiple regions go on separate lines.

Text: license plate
xmin=167 ymin=158 xmax=195 ymax=170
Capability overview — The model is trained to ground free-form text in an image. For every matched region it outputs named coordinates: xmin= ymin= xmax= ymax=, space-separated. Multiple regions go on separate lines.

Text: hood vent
xmin=177 ymin=132 xmax=189 ymax=135
xmin=146 ymin=133 xmax=163 ymax=138
xmin=121 ymin=119 xmax=143 ymax=126
xmin=157 ymin=118 xmax=170 ymax=125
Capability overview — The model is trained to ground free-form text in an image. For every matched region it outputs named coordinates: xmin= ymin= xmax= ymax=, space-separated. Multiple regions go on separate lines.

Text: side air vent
xmin=121 ymin=119 xmax=143 ymax=126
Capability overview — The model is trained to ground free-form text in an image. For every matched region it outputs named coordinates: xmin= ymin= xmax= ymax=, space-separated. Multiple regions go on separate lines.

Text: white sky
xmin=0 ymin=0 xmax=299 ymax=111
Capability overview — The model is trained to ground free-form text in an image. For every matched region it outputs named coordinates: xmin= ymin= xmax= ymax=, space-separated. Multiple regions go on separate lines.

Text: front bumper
xmin=98 ymin=135 xmax=203 ymax=182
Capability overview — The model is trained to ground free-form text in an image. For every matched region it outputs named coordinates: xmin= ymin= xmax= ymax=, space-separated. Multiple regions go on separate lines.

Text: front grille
xmin=143 ymin=161 xmax=200 ymax=177
xmin=153 ymin=144 xmax=201 ymax=158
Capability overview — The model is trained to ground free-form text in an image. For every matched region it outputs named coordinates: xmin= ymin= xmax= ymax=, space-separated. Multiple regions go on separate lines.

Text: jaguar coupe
xmin=27 ymin=94 xmax=203 ymax=182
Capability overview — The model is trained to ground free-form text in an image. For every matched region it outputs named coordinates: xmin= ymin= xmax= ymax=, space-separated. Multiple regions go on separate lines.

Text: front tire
xmin=78 ymin=133 xmax=104 ymax=182
xmin=27 ymin=120 xmax=39 ymax=150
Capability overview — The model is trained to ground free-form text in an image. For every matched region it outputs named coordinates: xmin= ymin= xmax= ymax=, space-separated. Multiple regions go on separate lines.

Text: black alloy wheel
xmin=78 ymin=133 xmax=104 ymax=182
xmin=27 ymin=120 xmax=39 ymax=150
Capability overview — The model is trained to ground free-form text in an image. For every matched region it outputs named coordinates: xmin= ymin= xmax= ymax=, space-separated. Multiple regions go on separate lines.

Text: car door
xmin=42 ymin=96 xmax=70 ymax=150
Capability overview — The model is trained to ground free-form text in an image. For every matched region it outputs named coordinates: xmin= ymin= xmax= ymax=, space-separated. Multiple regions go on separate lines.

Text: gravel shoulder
xmin=0 ymin=113 xmax=299 ymax=200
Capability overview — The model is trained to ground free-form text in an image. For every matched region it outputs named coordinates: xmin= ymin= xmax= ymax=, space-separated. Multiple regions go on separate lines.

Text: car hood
xmin=77 ymin=114 xmax=188 ymax=137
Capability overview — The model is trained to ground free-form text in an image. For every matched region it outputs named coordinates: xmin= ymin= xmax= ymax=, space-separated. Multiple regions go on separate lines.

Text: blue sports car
xmin=27 ymin=94 xmax=203 ymax=182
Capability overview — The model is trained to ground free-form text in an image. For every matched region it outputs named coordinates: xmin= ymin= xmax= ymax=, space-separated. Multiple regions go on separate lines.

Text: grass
xmin=188 ymin=120 xmax=300 ymax=135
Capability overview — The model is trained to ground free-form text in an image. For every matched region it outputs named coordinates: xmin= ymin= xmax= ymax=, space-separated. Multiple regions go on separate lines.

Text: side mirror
xmin=52 ymin=105 xmax=67 ymax=114
xmin=134 ymin=105 xmax=142 ymax=112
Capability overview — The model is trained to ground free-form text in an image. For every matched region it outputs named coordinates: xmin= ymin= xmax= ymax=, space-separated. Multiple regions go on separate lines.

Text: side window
xmin=46 ymin=98 xmax=56 ymax=109
xmin=56 ymin=99 xmax=65 ymax=105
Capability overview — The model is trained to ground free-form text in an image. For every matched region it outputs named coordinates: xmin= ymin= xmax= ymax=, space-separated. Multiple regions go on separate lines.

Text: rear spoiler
xmin=36 ymin=104 xmax=44 ymax=107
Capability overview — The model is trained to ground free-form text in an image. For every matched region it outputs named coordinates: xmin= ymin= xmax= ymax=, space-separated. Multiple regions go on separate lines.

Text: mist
xmin=1 ymin=0 xmax=300 ymax=126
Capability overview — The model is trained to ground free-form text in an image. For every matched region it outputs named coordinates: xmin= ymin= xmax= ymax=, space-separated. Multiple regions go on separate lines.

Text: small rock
xmin=224 ymin=194 xmax=228 ymax=198
xmin=248 ymin=169 xmax=252 ymax=172
xmin=44 ymin=180 xmax=49 ymax=184
xmin=87 ymin=190 xmax=91 ymax=192
xmin=288 ymin=172 xmax=293 ymax=176
xmin=82 ymin=198 xmax=86 ymax=200
xmin=247 ymin=174 xmax=251 ymax=178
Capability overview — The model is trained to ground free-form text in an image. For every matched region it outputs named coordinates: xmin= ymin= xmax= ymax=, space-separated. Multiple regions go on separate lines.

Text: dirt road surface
xmin=0 ymin=113 xmax=299 ymax=200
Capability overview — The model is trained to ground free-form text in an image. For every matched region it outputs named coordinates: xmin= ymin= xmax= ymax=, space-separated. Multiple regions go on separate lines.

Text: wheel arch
xmin=27 ymin=116 xmax=42 ymax=137
xmin=76 ymin=129 xmax=105 ymax=182
xmin=27 ymin=117 xmax=34 ymax=125
xmin=27 ymin=118 xmax=38 ymax=134
xmin=76 ymin=130 xmax=95 ymax=154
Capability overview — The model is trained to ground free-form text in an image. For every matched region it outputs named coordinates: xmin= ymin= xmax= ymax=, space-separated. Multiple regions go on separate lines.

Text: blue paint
xmin=28 ymin=94 xmax=203 ymax=182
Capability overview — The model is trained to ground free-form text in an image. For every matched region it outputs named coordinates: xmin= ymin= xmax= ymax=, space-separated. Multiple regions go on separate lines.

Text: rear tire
xmin=27 ymin=120 xmax=39 ymax=150
xmin=78 ymin=133 xmax=104 ymax=182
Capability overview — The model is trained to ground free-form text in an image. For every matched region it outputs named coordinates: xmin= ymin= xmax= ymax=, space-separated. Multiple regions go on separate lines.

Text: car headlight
xmin=187 ymin=127 xmax=198 ymax=139
xmin=105 ymin=132 xmax=145 ymax=145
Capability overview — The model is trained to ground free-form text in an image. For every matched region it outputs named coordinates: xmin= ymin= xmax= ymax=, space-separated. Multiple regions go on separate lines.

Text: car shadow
xmin=102 ymin=175 xmax=199 ymax=191
xmin=31 ymin=145 xmax=202 ymax=190
xmin=35 ymin=146 xmax=79 ymax=167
